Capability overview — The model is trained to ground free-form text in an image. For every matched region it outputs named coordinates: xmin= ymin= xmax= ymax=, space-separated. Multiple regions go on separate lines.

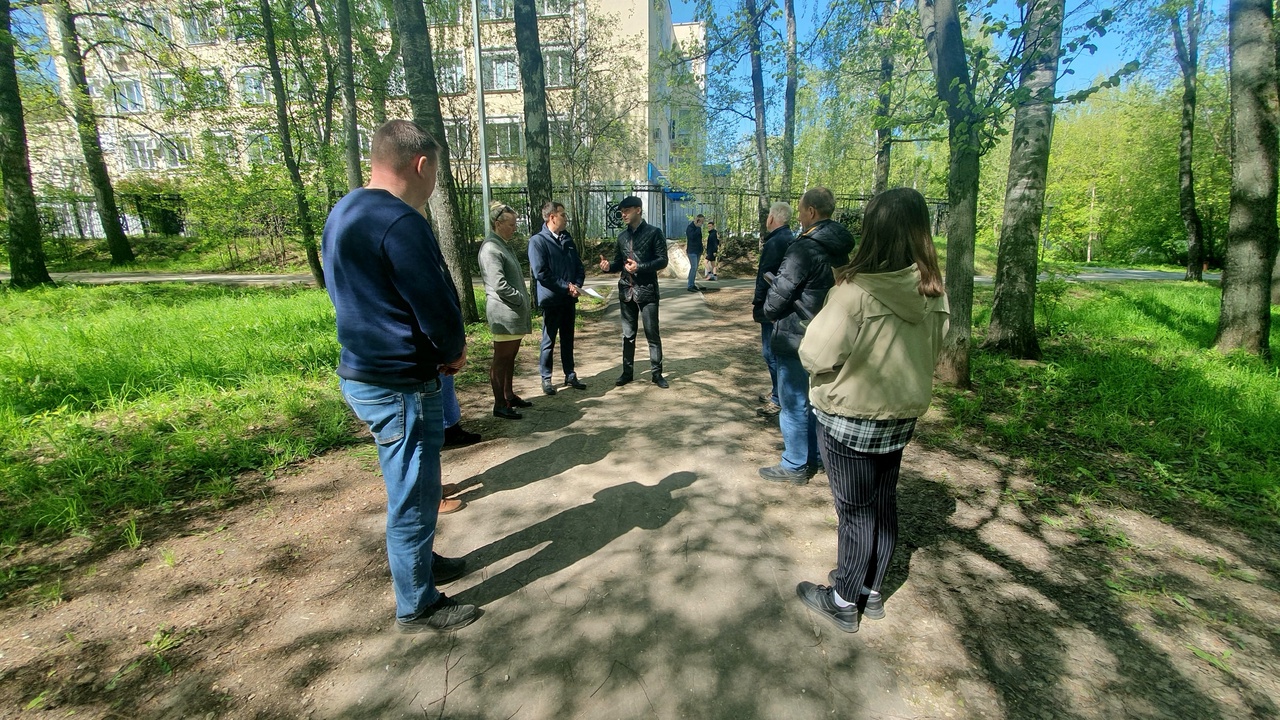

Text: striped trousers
xmin=817 ymin=422 xmax=904 ymax=602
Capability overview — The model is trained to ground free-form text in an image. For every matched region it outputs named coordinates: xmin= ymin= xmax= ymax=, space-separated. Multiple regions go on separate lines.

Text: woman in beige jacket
xmin=794 ymin=188 xmax=950 ymax=633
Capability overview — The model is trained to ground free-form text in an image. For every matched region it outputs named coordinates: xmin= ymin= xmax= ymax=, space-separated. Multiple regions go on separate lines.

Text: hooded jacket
xmin=762 ymin=218 xmax=856 ymax=357
xmin=799 ymin=265 xmax=950 ymax=420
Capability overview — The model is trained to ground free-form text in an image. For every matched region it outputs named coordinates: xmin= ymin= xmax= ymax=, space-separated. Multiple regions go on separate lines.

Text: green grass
xmin=941 ymin=281 xmax=1280 ymax=526
xmin=932 ymin=235 xmax=1000 ymax=277
xmin=2 ymin=234 xmax=312 ymax=275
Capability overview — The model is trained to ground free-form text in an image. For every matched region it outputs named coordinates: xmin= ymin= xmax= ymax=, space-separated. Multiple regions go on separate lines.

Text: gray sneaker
xmin=755 ymin=402 xmax=781 ymax=418
xmin=796 ymin=581 xmax=859 ymax=633
xmin=828 ymin=570 xmax=884 ymax=620
xmin=395 ymin=594 xmax=478 ymax=633
xmin=758 ymin=464 xmax=808 ymax=485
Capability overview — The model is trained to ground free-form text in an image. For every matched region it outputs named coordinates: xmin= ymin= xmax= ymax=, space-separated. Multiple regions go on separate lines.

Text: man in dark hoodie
xmin=753 ymin=201 xmax=796 ymax=418
xmin=760 ymin=187 xmax=856 ymax=484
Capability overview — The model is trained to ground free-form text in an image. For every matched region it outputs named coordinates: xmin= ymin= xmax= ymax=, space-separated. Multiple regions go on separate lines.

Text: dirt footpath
xmin=2 ymin=279 xmax=1277 ymax=719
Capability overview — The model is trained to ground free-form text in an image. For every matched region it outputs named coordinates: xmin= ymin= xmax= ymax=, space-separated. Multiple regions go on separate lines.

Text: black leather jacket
xmin=607 ymin=220 xmax=669 ymax=304
xmin=753 ymin=224 xmax=796 ymax=323
xmin=763 ymin=219 xmax=856 ymax=357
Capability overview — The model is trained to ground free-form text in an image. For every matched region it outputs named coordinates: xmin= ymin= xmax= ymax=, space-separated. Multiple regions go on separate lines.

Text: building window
xmin=485 ymin=119 xmax=522 ymax=158
xmin=204 ymin=130 xmax=237 ymax=163
xmin=443 ymin=119 xmax=471 ymax=159
xmin=238 ymin=69 xmax=272 ymax=105
xmin=136 ymin=7 xmax=173 ymax=41
xmin=426 ymin=0 xmax=462 ymax=25
xmin=245 ymin=132 xmax=276 ymax=164
xmin=478 ymin=0 xmax=513 ymax=21
xmin=537 ymin=0 xmax=572 ymax=16
xmin=544 ymin=47 xmax=572 ymax=88
xmin=191 ymin=70 xmax=227 ymax=107
xmin=436 ymin=51 xmax=466 ymax=95
xmin=112 ymin=79 xmax=146 ymax=114
xmin=387 ymin=62 xmax=408 ymax=97
xmin=480 ymin=50 xmax=518 ymax=92
xmin=151 ymin=74 xmax=184 ymax=109
xmin=161 ymin=135 xmax=194 ymax=168
xmin=123 ymin=136 xmax=157 ymax=170
xmin=182 ymin=9 xmax=221 ymax=45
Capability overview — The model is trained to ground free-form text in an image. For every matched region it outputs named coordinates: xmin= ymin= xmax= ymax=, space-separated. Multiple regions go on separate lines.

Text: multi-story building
xmin=28 ymin=0 xmax=707 ymax=237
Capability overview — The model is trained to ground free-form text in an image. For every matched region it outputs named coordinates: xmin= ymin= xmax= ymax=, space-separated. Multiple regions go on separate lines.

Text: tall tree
xmin=355 ymin=0 xmax=400 ymax=125
xmin=983 ymin=0 xmax=1065 ymax=359
xmin=52 ymin=0 xmax=133 ymax=265
xmin=259 ymin=0 xmax=324 ymax=287
xmin=1214 ymin=0 xmax=1277 ymax=356
xmin=919 ymin=0 xmax=981 ymax=385
xmin=745 ymin=0 xmax=769 ymax=235
xmin=337 ymin=0 xmax=362 ymax=190
xmin=780 ymin=0 xmax=797 ymax=199
xmin=393 ymin=0 xmax=478 ymax=322
xmin=513 ymin=0 xmax=553 ymax=234
xmin=0 ymin=0 xmax=51 ymax=287
xmin=1168 ymin=0 xmax=1208 ymax=281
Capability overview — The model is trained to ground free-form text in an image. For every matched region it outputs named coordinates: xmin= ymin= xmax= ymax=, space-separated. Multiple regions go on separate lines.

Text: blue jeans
xmin=441 ymin=374 xmax=460 ymax=428
xmin=686 ymin=252 xmax=701 ymax=289
xmin=339 ymin=377 xmax=445 ymax=621
xmin=776 ymin=353 xmax=818 ymax=472
xmin=760 ymin=321 xmax=779 ymax=405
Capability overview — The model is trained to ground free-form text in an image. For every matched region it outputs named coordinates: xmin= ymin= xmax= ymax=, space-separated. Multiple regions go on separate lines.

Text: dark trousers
xmin=817 ymin=423 xmax=903 ymax=602
xmin=539 ymin=303 xmax=576 ymax=381
xmin=619 ymin=297 xmax=662 ymax=377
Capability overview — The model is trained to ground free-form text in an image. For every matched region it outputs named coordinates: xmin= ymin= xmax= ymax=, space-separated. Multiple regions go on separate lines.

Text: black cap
xmin=618 ymin=195 xmax=642 ymax=209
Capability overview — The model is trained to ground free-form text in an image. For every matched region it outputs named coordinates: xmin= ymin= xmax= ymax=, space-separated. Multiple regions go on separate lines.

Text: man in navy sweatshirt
xmin=322 ymin=120 xmax=478 ymax=633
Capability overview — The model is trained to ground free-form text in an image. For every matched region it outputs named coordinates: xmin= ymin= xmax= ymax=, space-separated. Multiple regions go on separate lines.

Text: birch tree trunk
xmin=53 ymin=0 xmax=133 ymax=265
xmin=260 ymin=0 xmax=324 ymax=287
xmin=393 ymin=0 xmax=478 ymax=322
xmin=746 ymin=0 xmax=769 ymax=235
xmin=1172 ymin=5 xmax=1205 ymax=281
xmin=1215 ymin=0 xmax=1278 ymax=356
xmin=984 ymin=0 xmax=1064 ymax=359
xmin=780 ymin=0 xmax=797 ymax=199
xmin=919 ymin=0 xmax=979 ymax=386
xmin=514 ymin=0 xmax=553 ymax=233
xmin=337 ymin=0 xmax=363 ymax=190
xmin=0 ymin=0 xmax=52 ymax=287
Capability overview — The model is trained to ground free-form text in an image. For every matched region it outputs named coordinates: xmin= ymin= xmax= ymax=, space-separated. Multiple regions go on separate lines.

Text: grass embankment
xmin=934 ymin=281 xmax=1280 ymax=528
xmin=0 ymin=283 xmax=529 ymax=550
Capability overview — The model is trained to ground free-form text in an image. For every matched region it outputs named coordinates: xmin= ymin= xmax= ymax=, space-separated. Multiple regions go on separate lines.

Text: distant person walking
xmin=704 ymin=220 xmax=719 ymax=280
xmin=794 ymin=187 xmax=949 ymax=633
xmin=321 ymin=120 xmax=478 ymax=633
xmin=599 ymin=195 xmax=670 ymax=388
xmin=528 ymin=201 xmax=588 ymax=397
xmin=479 ymin=202 xmax=533 ymax=419
xmin=753 ymin=202 xmax=795 ymax=418
xmin=685 ymin=214 xmax=705 ymax=292
xmin=759 ymin=187 xmax=855 ymax=484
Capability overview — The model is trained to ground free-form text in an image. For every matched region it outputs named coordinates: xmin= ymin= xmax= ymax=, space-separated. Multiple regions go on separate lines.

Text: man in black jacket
xmin=529 ymin=201 xmax=587 ymax=396
xmin=685 ymin=214 xmax=704 ymax=292
xmin=599 ymin=195 xmax=670 ymax=388
xmin=760 ymin=187 xmax=855 ymax=484
xmin=753 ymin=202 xmax=795 ymax=418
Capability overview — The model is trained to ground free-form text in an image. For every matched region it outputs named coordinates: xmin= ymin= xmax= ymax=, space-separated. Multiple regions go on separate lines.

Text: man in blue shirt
xmin=528 ymin=200 xmax=587 ymax=396
xmin=322 ymin=120 xmax=478 ymax=633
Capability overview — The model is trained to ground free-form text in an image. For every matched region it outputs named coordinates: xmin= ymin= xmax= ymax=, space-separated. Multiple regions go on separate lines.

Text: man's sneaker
xmin=687 ymin=286 xmax=701 ymax=292
xmin=542 ymin=378 xmax=557 ymax=395
xmin=615 ymin=373 xmax=633 ymax=386
xmin=433 ymin=553 xmax=467 ymax=584
xmin=395 ymin=594 xmax=478 ymax=633
xmin=827 ymin=570 xmax=884 ymax=619
xmin=443 ymin=423 xmax=481 ymax=447
xmin=758 ymin=464 xmax=808 ymax=485
xmin=797 ymin=581 xmax=858 ymax=632
xmin=564 ymin=374 xmax=587 ymax=390
xmin=757 ymin=392 xmax=774 ymax=404
xmin=756 ymin=402 xmax=781 ymax=418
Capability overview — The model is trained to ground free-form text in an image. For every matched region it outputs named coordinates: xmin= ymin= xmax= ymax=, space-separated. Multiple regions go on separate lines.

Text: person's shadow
xmin=452 ymin=429 xmax=625 ymax=502
xmin=458 ymin=471 xmax=697 ymax=607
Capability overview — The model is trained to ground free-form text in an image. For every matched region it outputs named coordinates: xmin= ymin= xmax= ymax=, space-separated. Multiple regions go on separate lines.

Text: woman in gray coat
xmin=479 ymin=203 xmax=533 ymax=419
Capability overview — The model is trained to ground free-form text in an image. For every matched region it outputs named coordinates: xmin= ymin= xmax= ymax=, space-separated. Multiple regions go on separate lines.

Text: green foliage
xmin=941 ymin=282 xmax=1280 ymax=526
